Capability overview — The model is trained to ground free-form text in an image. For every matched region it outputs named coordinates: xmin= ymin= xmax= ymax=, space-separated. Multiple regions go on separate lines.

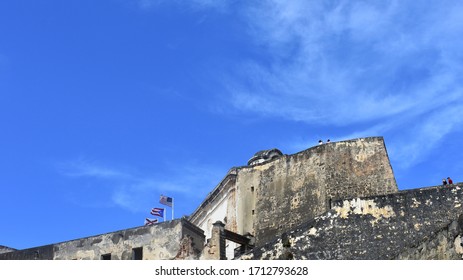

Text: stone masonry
xmin=0 ymin=218 xmax=204 ymax=260
xmin=241 ymin=183 xmax=463 ymax=260
xmin=190 ymin=137 xmax=398 ymax=251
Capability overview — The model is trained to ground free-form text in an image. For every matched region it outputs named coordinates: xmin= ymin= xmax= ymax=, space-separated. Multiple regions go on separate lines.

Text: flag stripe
xmin=150 ymin=207 xmax=164 ymax=217
xmin=159 ymin=195 xmax=173 ymax=207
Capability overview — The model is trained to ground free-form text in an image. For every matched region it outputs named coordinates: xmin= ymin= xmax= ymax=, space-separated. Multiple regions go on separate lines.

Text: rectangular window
xmin=101 ymin=253 xmax=111 ymax=260
xmin=132 ymin=247 xmax=143 ymax=260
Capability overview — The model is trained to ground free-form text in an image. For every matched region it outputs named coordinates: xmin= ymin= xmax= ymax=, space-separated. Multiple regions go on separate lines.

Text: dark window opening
xmin=326 ymin=198 xmax=333 ymax=210
xmin=250 ymin=186 xmax=254 ymax=192
xmin=101 ymin=253 xmax=111 ymax=260
xmin=252 ymin=210 xmax=255 ymax=215
xmin=132 ymin=247 xmax=143 ymax=260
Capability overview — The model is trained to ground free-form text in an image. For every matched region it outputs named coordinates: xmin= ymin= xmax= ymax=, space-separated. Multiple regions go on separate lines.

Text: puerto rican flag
xmin=150 ymin=207 xmax=164 ymax=218
xmin=159 ymin=195 xmax=173 ymax=207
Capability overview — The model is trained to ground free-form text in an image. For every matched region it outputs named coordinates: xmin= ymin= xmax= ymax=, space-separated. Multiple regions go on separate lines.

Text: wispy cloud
xmin=387 ymin=103 xmax=463 ymax=168
xmin=216 ymin=1 xmax=463 ymax=168
xmin=57 ymin=158 xmax=226 ymax=212
xmin=125 ymin=0 xmax=463 ymax=170
xmin=229 ymin=1 xmax=463 ymax=120
xmin=58 ymin=158 xmax=132 ymax=179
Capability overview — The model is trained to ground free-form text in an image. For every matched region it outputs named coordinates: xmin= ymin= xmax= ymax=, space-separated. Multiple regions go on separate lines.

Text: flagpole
xmin=172 ymin=198 xmax=174 ymax=220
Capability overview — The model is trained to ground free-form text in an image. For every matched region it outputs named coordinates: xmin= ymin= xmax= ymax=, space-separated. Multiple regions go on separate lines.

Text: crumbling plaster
xmin=0 ymin=219 xmax=204 ymax=260
xmin=242 ymin=184 xmax=463 ymax=260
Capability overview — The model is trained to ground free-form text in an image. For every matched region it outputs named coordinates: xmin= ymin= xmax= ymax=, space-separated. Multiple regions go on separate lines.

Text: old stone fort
xmin=1 ymin=137 xmax=462 ymax=260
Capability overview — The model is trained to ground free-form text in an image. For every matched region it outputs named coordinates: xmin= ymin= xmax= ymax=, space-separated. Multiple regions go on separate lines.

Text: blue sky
xmin=1 ymin=0 xmax=462 ymax=250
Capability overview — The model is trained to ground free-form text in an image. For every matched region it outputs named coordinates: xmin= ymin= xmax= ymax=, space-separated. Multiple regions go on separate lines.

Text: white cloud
xmin=388 ymin=102 xmax=463 ymax=168
xmin=58 ymin=158 xmax=226 ymax=212
xmin=122 ymin=0 xmax=463 ymax=170
xmin=217 ymin=1 xmax=463 ymax=168
xmin=233 ymin=1 xmax=461 ymax=117
xmin=58 ymin=158 xmax=132 ymax=179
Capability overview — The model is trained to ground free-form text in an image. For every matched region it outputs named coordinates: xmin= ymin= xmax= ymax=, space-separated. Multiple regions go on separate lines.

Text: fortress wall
xmin=0 ymin=219 xmax=204 ymax=260
xmin=188 ymin=171 xmax=238 ymax=239
xmin=242 ymin=183 xmax=463 ymax=260
xmin=54 ymin=219 xmax=181 ymax=260
xmin=237 ymin=156 xmax=326 ymax=246
xmin=322 ymin=137 xmax=397 ymax=199
xmin=189 ymin=137 xmax=398 ymax=248
xmin=0 ymin=246 xmax=15 ymax=254
xmin=235 ymin=170 xmax=258 ymax=237
xmin=0 ymin=244 xmax=54 ymax=260
xmin=187 ymin=171 xmax=239 ymax=259
xmin=54 ymin=219 xmax=204 ymax=260
xmin=236 ymin=137 xmax=398 ymax=246
xmin=395 ymin=216 xmax=463 ymax=260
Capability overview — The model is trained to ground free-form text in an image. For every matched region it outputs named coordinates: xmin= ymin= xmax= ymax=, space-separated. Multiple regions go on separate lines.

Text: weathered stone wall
xmin=235 ymin=162 xmax=326 ymax=247
xmin=0 ymin=246 xmax=15 ymax=254
xmin=239 ymin=137 xmax=398 ymax=246
xmin=321 ymin=137 xmax=397 ymax=200
xmin=190 ymin=137 xmax=398 ymax=249
xmin=189 ymin=170 xmax=239 ymax=259
xmin=241 ymin=183 xmax=463 ymax=260
xmin=395 ymin=217 xmax=463 ymax=260
xmin=0 ymin=244 xmax=54 ymax=260
xmin=180 ymin=219 xmax=207 ymax=259
xmin=189 ymin=171 xmax=238 ymax=235
xmin=0 ymin=219 xmax=204 ymax=260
